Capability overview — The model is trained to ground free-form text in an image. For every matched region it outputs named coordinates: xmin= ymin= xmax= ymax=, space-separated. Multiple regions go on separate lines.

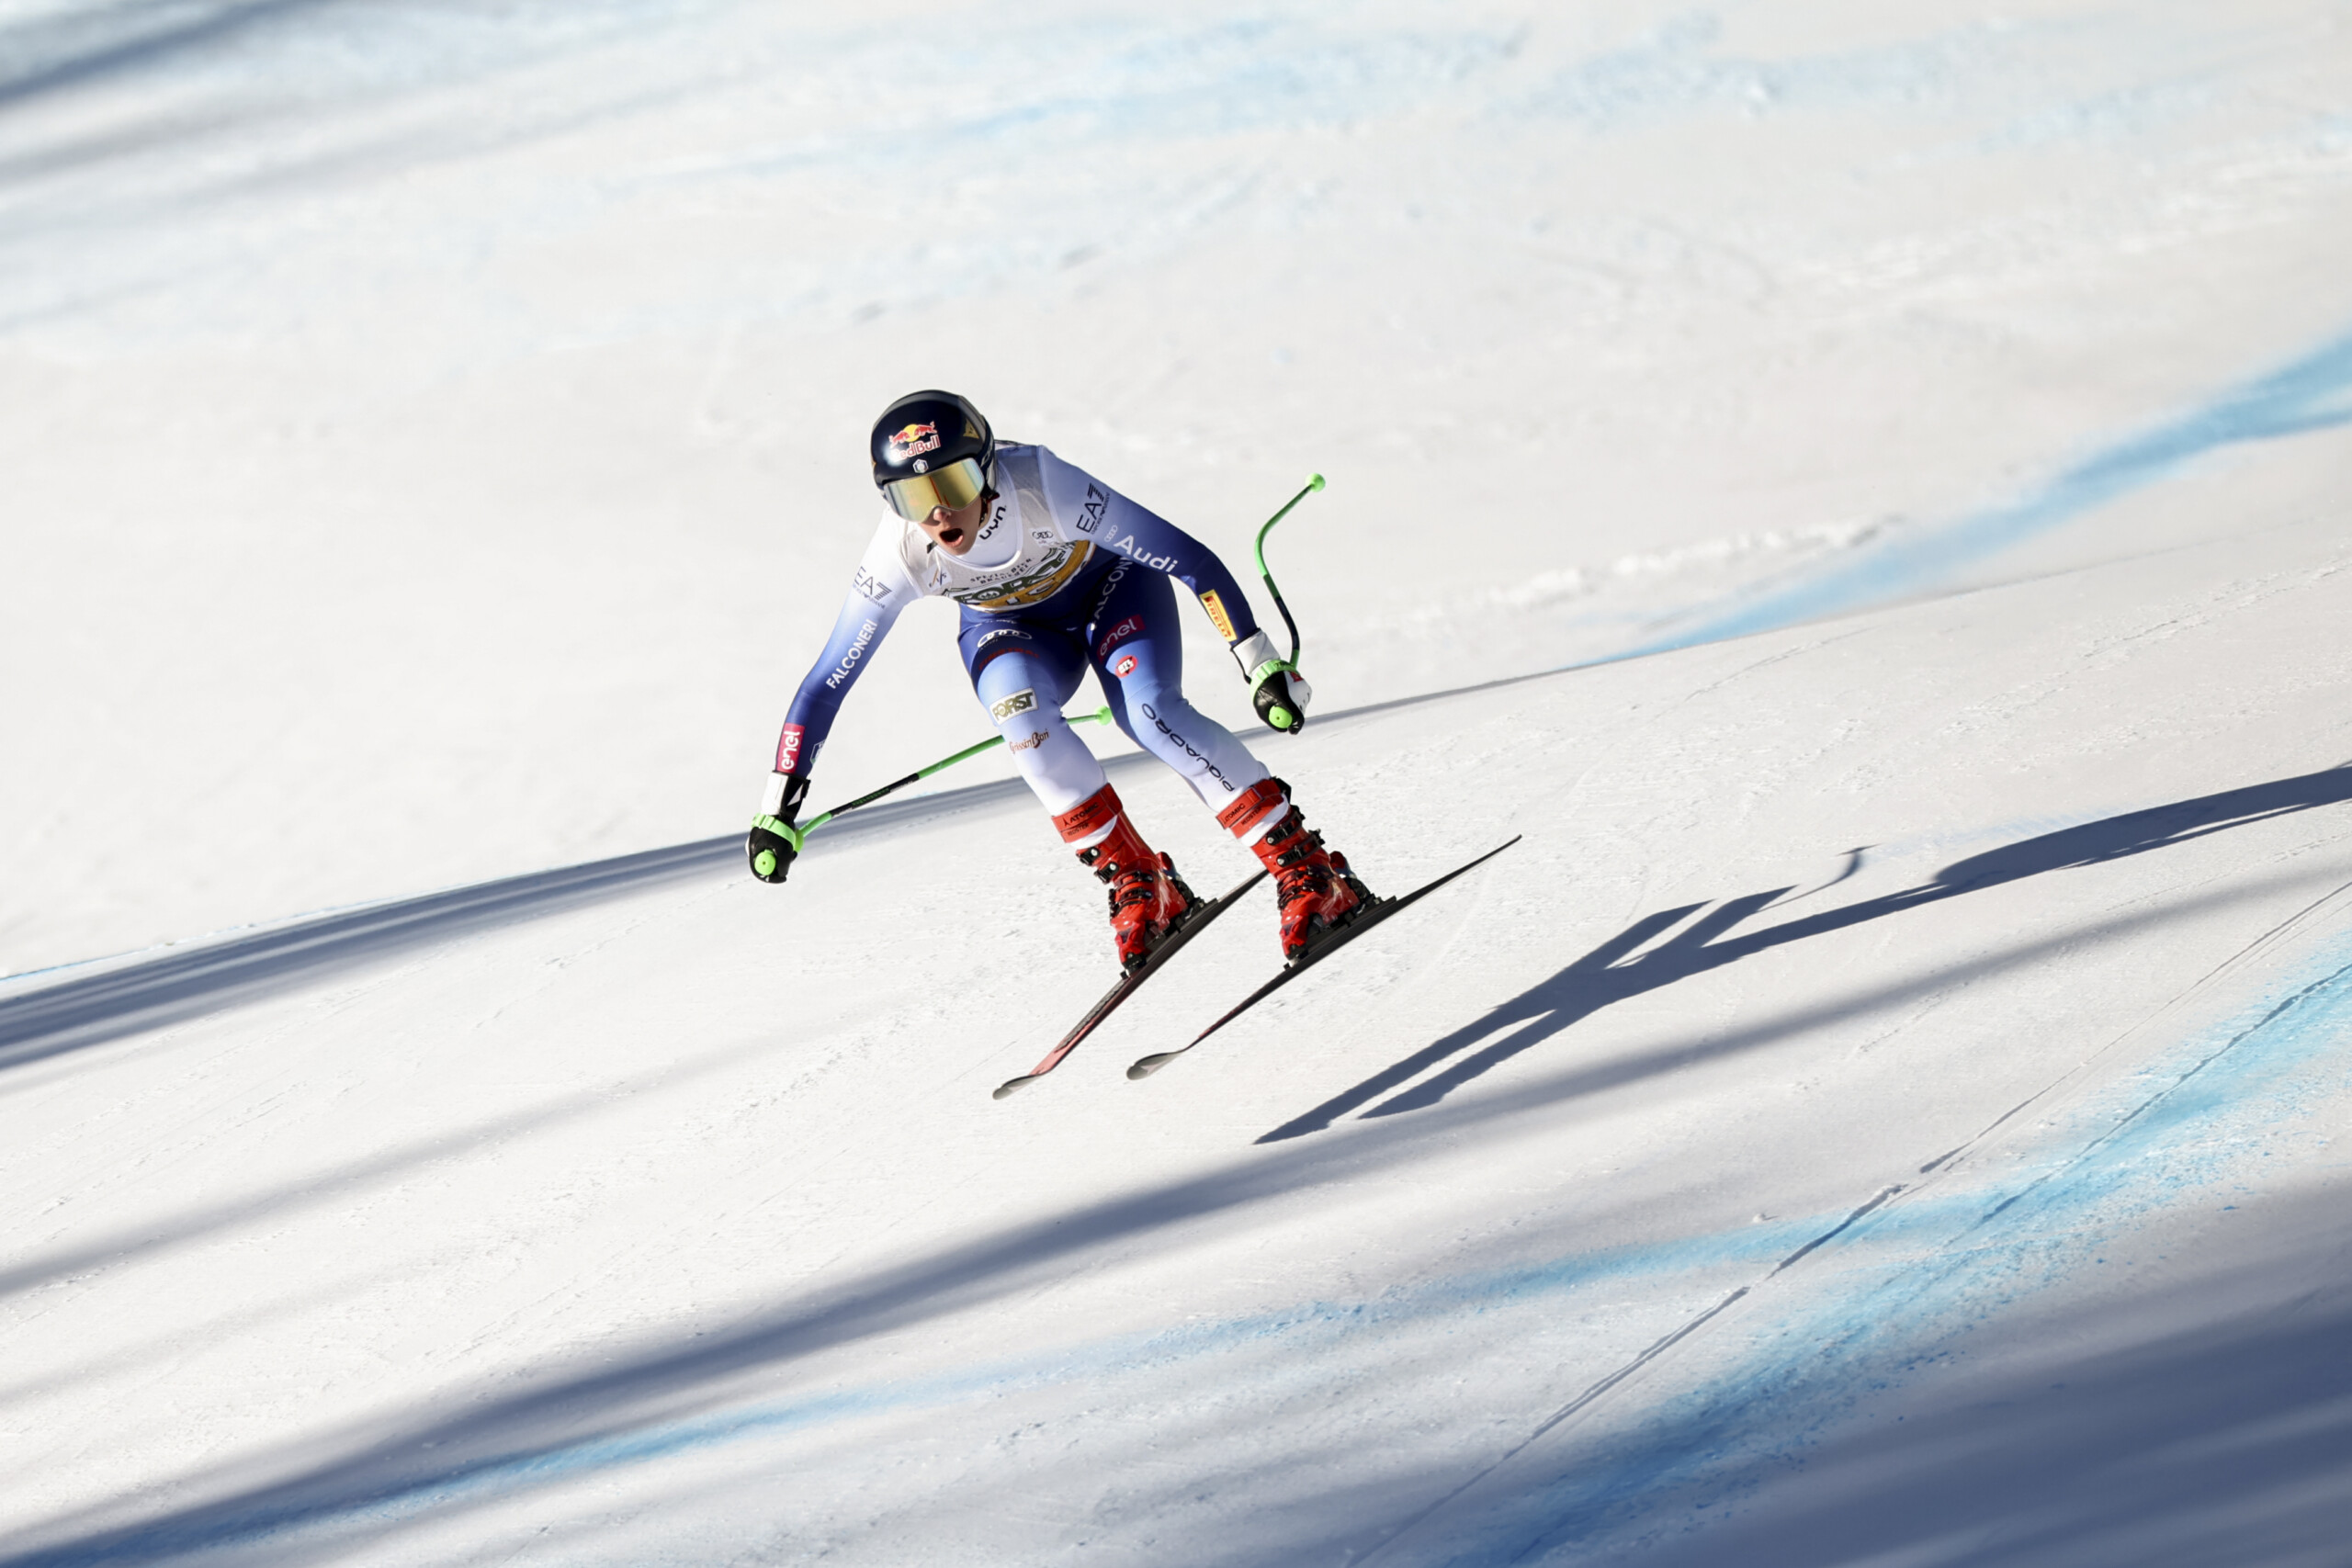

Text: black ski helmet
xmin=871 ymin=389 xmax=995 ymax=519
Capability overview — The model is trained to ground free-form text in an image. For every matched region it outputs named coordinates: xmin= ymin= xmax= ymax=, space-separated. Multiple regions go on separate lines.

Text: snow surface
xmin=4 ymin=2 xmax=2351 ymax=1563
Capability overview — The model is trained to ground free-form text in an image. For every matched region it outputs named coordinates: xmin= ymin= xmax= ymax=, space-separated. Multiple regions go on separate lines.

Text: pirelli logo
xmin=989 ymin=688 xmax=1038 ymax=721
xmin=1199 ymin=589 xmax=1237 ymax=641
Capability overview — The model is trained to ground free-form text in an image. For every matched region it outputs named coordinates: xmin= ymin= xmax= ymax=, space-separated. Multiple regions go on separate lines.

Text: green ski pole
xmin=1244 ymin=473 xmax=1324 ymax=730
xmin=752 ymin=705 xmax=1116 ymax=869
xmin=1254 ymin=472 xmax=1323 ymax=666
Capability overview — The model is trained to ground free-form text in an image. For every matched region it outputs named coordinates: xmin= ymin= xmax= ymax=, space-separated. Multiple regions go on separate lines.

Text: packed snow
xmin=4 ymin=2 xmax=2350 ymax=1564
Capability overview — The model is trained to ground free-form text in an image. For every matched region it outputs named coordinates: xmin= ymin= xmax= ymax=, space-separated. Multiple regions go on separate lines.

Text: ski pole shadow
xmin=1260 ymin=762 xmax=2352 ymax=1142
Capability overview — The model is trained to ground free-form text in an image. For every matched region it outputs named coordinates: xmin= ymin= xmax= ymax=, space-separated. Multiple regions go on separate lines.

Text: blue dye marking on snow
xmin=1521 ymin=12 xmax=2012 ymax=133
xmin=1426 ymin=931 xmax=2352 ymax=1565
xmin=0 ymin=1221 xmax=1828 ymax=1566
xmin=644 ymin=18 xmax=1520 ymax=188
xmin=6 ymin=1215 xmax=1851 ymax=1563
xmin=1602 ymin=326 xmax=2352 ymax=663
xmin=26 ymin=928 xmax=2352 ymax=1565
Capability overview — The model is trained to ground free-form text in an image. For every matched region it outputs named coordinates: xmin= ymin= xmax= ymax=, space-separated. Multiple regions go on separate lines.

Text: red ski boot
xmin=1217 ymin=778 xmax=1371 ymax=962
xmin=1054 ymin=784 xmax=1195 ymax=972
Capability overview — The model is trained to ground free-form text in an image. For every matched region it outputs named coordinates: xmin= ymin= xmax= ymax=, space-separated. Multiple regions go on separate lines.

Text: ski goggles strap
xmin=880 ymin=457 xmax=989 ymax=521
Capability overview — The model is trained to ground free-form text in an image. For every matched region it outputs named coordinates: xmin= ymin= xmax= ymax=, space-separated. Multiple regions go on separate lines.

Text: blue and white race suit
xmin=763 ymin=443 xmax=1287 ymax=832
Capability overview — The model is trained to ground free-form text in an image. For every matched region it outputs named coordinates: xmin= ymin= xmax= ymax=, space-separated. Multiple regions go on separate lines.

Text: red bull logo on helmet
xmin=887 ymin=422 xmax=942 ymax=462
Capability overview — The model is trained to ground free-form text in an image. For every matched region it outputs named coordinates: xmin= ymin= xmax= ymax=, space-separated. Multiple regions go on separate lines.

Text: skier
xmin=746 ymin=389 xmax=1367 ymax=969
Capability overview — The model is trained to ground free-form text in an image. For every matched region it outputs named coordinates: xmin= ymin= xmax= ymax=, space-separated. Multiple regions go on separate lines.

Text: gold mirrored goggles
xmin=881 ymin=457 xmax=989 ymax=522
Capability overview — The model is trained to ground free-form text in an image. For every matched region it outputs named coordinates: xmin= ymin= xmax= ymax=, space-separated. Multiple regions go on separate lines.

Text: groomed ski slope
xmin=5 ymin=2 xmax=2352 ymax=1563
xmin=8 ymin=522 xmax=2352 ymax=1565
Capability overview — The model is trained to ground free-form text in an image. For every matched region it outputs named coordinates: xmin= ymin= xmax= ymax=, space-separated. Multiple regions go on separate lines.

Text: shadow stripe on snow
xmin=0 ymin=769 xmax=1069 ymax=1072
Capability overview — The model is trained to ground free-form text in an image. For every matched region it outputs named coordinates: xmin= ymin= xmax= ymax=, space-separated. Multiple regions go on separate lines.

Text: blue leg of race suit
xmin=960 ymin=615 xmax=1105 ymax=817
xmin=1087 ymin=568 xmax=1272 ymax=818
xmin=960 ymin=572 xmax=1272 ymax=826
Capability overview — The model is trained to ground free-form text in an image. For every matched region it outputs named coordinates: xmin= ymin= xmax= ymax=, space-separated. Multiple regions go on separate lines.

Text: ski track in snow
xmin=1622 ymin=325 xmax=2352 ymax=659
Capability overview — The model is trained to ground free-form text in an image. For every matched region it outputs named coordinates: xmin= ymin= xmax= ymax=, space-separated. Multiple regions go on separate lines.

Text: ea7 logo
xmin=852 ymin=568 xmax=889 ymax=604
xmin=1076 ymin=484 xmax=1108 ymax=534
xmin=989 ymin=688 xmax=1038 ymax=721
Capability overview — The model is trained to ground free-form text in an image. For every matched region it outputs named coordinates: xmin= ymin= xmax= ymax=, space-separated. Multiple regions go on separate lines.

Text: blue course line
xmin=1438 ymin=932 xmax=2352 ymax=1566
xmin=1614 ymin=327 xmax=2352 ymax=661
xmin=26 ymin=927 xmax=2352 ymax=1566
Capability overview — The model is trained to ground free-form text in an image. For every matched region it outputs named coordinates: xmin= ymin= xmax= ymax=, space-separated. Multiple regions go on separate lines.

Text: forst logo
xmin=990 ymin=688 xmax=1038 ymax=721
xmin=886 ymin=422 xmax=942 ymax=462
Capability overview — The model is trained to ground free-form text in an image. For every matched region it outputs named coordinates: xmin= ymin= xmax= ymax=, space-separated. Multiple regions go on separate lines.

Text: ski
xmin=1127 ymin=836 xmax=1522 ymax=1080
xmin=993 ymin=869 xmax=1268 ymax=1099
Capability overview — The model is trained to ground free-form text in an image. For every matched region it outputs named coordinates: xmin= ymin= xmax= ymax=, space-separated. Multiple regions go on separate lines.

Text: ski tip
xmin=1126 ymin=1053 xmax=1180 ymax=1080
xmin=991 ymin=1076 xmax=1036 ymax=1100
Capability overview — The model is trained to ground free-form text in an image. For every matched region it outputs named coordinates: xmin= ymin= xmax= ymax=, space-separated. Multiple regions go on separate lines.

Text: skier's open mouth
xmin=937 ymin=525 xmax=966 ymax=544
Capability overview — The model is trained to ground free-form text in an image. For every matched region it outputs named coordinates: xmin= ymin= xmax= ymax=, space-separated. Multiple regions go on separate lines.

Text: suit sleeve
xmin=771 ymin=519 xmax=921 ymax=776
xmin=1034 ymin=446 xmax=1266 ymax=650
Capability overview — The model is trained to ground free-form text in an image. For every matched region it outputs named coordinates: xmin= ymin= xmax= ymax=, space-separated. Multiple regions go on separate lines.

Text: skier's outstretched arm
xmin=748 ymin=525 xmax=917 ymax=883
xmin=1037 ymin=450 xmax=1314 ymax=733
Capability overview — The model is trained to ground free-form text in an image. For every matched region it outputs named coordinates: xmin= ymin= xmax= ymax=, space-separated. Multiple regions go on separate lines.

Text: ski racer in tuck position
xmin=746 ymin=389 xmax=1369 ymax=969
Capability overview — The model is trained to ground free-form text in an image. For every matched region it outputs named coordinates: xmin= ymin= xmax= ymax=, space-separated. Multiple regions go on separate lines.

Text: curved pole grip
xmin=1253 ymin=473 xmax=1323 ymax=666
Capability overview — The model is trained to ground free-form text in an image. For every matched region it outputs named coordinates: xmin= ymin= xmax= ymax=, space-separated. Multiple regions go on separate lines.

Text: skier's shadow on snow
xmin=1259 ymin=762 xmax=2352 ymax=1143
